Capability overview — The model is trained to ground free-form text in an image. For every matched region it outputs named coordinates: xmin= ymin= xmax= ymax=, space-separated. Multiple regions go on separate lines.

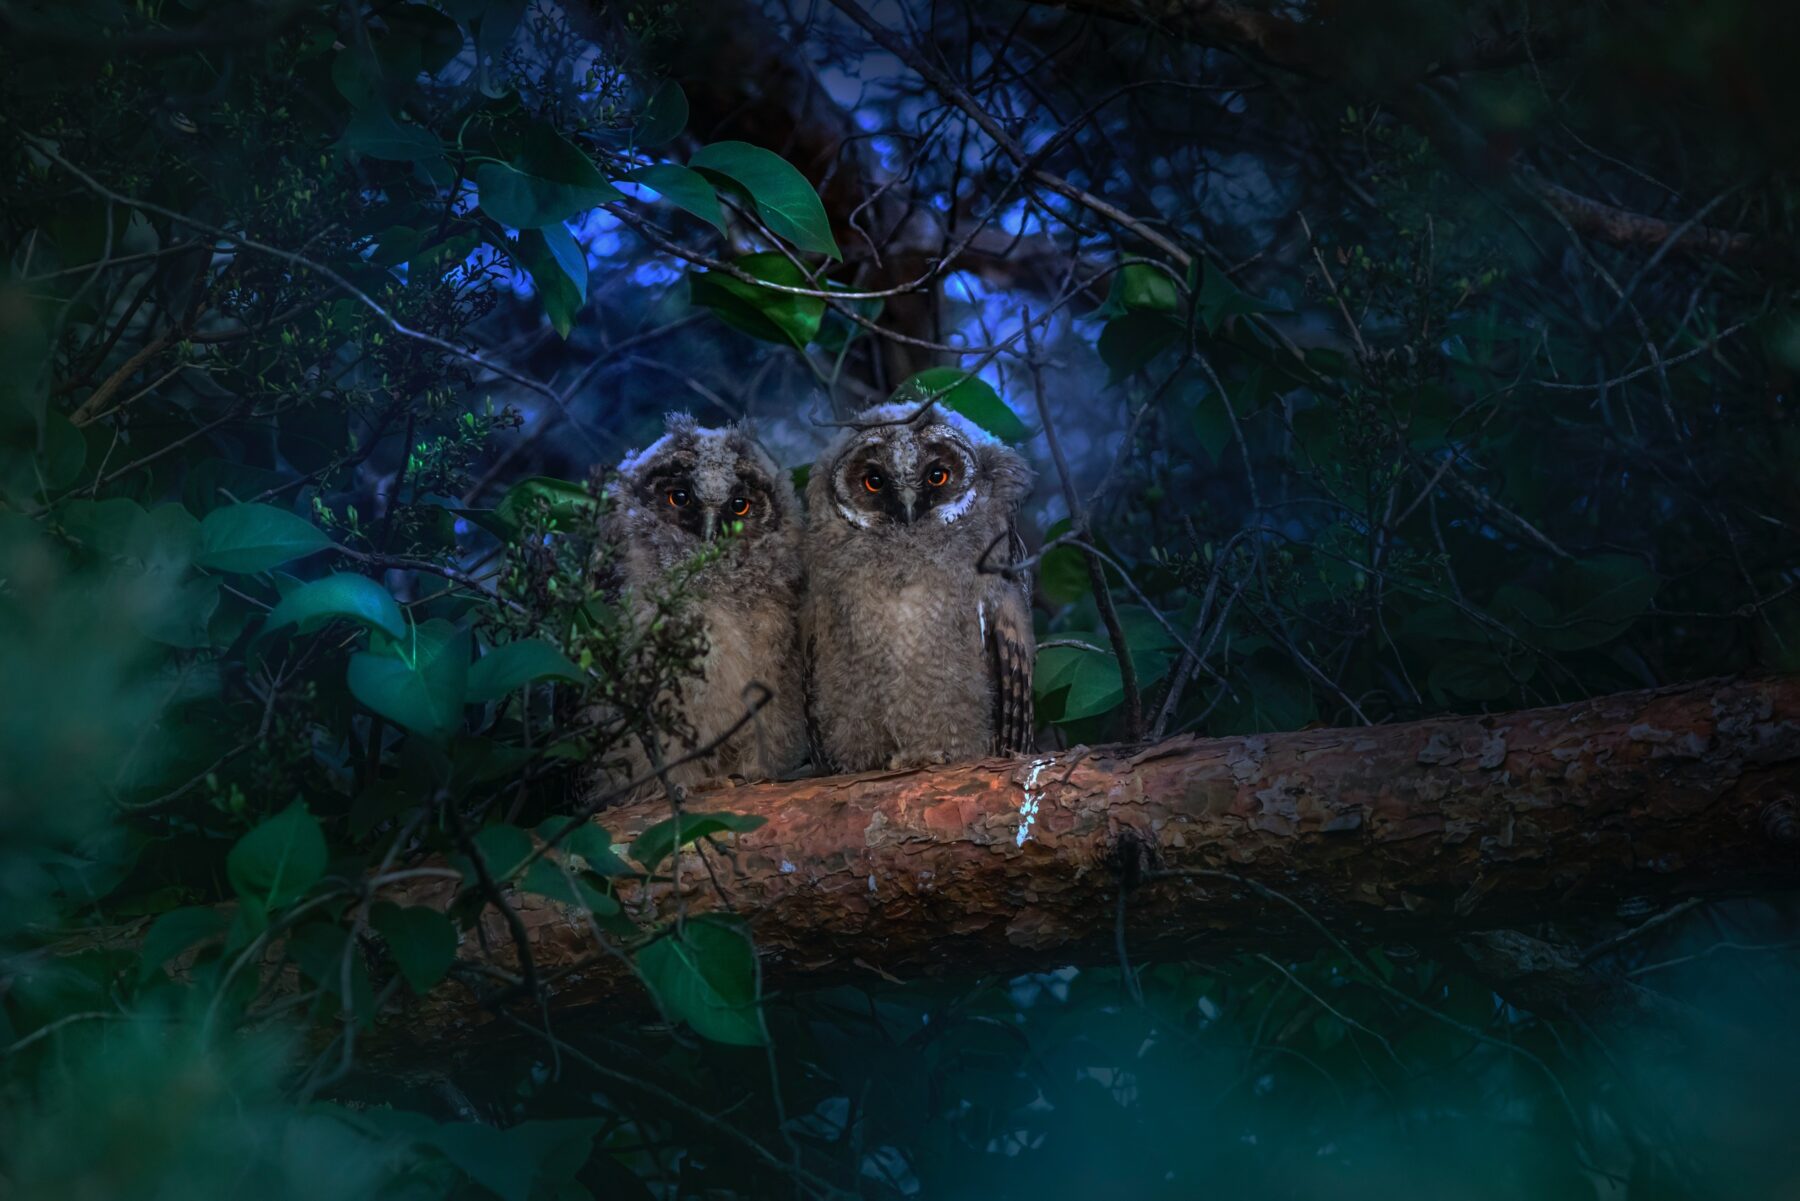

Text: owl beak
xmin=897 ymin=486 xmax=919 ymax=523
xmin=701 ymin=510 xmax=718 ymax=541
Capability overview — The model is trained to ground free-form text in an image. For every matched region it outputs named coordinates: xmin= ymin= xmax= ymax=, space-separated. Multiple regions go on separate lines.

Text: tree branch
xmin=349 ymin=674 xmax=1800 ymax=1051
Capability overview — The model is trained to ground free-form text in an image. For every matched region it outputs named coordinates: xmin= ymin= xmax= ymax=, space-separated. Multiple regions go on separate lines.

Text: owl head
xmin=607 ymin=413 xmax=800 ymax=579
xmin=809 ymin=402 xmax=1031 ymax=540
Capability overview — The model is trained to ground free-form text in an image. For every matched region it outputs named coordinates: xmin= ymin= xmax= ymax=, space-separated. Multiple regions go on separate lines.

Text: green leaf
xmin=226 ymin=801 xmax=328 ymax=910
xmin=346 ymin=618 xmax=470 ymax=740
xmin=1113 ymin=261 xmax=1181 ymax=314
xmin=130 ymin=502 xmax=202 ymax=575
xmin=140 ymin=906 xmax=229 ymax=982
xmin=494 ymin=475 xmax=598 ymax=532
xmin=58 ymin=496 xmax=145 ymax=557
xmin=891 ymin=367 xmax=1030 ymax=444
xmin=467 ymin=637 xmax=585 ymax=703
xmin=370 ymin=902 xmax=457 ymax=993
xmin=1039 ymin=548 xmax=1089 ymax=607
xmin=342 ymin=109 xmax=444 ymax=162
xmin=512 ymin=224 xmax=587 ymax=338
xmin=520 ymin=860 xmax=621 ymax=915
xmin=536 ymin=820 xmax=634 ymax=876
xmin=139 ymin=574 xmax=221 ymax=649
xmin=689 ymin=140 xmax=840 ymax=260
xmin=1429 ymin=650 xmax=1522 ymax=702
xmin=455 ymin=822 xmax=533 ymax=885
xmin=634 ymin=78 xmax=688 ymax=147
xmin=629 ymin=811 xmax=767 ymax=871
xmin=628 ymin=163 xmax=727 ymax=234
xmin=476 ymin=125 xmax=624 ymax=228
xmin=1098 ymin=310 xmax=1180 ymax=383
xmin=196 ymin=503 xmax=334 ymax=573
xmin=1034 ymin=640 xmax=1125 ymax=722
xmin=261 ymin=573 xmax=407 ymax=642
xmin=1545 ymin=554 xmax=1659 ymax=649
xmin=635 ymin=915 xmax=765 ymax=1045
xmin=1197 ymin=258 xmax=1280 ymax=334
xmin=388 ymin=3 xmax=465 ymax=72
xmin=287 ymin=922 xmax=375 ymax=1024
xmin=689 ymin=252 xmax=824 ymax=349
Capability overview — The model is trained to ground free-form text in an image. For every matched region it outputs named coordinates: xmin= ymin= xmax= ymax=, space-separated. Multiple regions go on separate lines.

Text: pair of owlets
xmin=598 ymin=403 xmax=1035 ymax=789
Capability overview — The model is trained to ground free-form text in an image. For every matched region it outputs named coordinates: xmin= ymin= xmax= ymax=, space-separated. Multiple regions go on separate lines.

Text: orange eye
xmin=666 ymin=488 xmax=689 ymax=508
xmin=729 ymin=497 xmax=751 ymax=517
xmin=925 ymin=466 xmax=950 ymax=488
xmin=863 ymin=471 xmax=884 ymax=493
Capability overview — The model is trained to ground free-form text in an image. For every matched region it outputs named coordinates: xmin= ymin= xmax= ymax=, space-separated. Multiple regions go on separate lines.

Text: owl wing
xmin=982 ymin=533 xmax=1036 ymax=756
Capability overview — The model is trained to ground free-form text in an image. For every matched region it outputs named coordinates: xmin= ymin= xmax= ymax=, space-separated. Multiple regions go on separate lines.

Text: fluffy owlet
xmin=596 ymin=414 xmax=808 ymax=793
xmin=802 ymin=402 xmax=1035 ymax=772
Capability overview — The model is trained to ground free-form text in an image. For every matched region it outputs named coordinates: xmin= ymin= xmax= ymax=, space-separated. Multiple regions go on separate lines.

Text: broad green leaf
xmin=388 ymin=3 xmax=464 ymax=72
xmin=629 ymin=811 xmax=767 ymax=871
xmin=1209 ymin=649 xmax=1316 ymax=734
xmin=1034 ymin=640 xmax=1124 ymax=722
xmin=58 ymin=496 xmax=145 ymax=558
xmin=628 ymin=163 xmax=727 ymax=234
xmin=512 ymin=224 xmax=587 ymax=338
xmin=520 ymin=860 xmax=621 ymax=916
xmin=342 ymin=109 xmax=444 ymax=162
xmin=689 ymin=140 xmax=840 ymax=260
xmin=635 ymin=915 xmax=766 ymax=1045
xmin=1545 ymin=554 xmax=1659 ymax=649
xmin=1197 ymin=257 xmax=1281 ymax=334
xmin=536 ymin=819 xmax=634 ymax=876
xmin=1099 ymin=310 xmax=1181 ymax=383
xmin=688 ymin=252 xmax=824 ymax=349
xmin=1430 ymin=650 xmax=1523 ymax=702
xmin=139 ymin=574 xmax=220 ymax=649
xmin=370 ymin=901 xmax=457 ymax=993
xmin=287 ymin=922 xmax=375 ymax=1024
xmin=494 ymin=475 xmax=598 ymax=531
xmin=634 ymin=78 xmax=688 ymax=147
xmin=130 ymin=502 xmax=201 ymax=575
xmin=1188 ymin=378 xmax=1233 ymax=463
xmin=140 ymin=906 xmax=229 ymax=982
xmin=476 ymin=125 xmax=624 ymax=228
xmin=226 ymin=801 xmax=327 ymax=910
xmin=467 ymin=637 xmax=585 ymax=703
xmin=0 ymin=401 xmax=84 ymax=502
xmin=454 ymin=822 xmax=533 ymax=885
xmin=346 ymin=618 xmax=470 ymax=740
xmin=1114 ymin=261 xmax=1181 ymax=313
xmin=892 ymin=367 xmax=1030 ymax=444
xmin=196 ymin=503 xmax=334 ymax=573
xmin=262 ymin=573 xmax=408 ymax=642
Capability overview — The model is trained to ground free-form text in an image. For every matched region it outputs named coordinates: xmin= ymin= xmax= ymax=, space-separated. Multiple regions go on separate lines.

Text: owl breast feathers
xmin=801 ymin=402 xmax=1036 ymax=773
xmin=596 ymin=413 xmax=808 ymax=793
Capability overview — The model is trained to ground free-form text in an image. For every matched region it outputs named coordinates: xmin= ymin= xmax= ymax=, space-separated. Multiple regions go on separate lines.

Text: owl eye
xmin=729 ymin=497 xmax=751 ymax=517
xmin=925 ymin=465 xmax=950 ymax=488
xmin=666 ymin=488 xmax=690 ymax=508
xmin=862 ymin=470 xmax=884 ymax=493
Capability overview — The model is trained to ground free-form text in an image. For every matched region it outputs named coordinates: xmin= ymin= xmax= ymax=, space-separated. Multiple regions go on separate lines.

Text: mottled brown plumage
xmin=801 ymin=402 xmax=1035 ymax=772
xmin=595 ymin=414 xmax=807 ymax=795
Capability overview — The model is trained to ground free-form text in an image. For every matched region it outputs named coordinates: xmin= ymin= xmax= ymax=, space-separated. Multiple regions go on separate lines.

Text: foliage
xmin=1 ymin=0 xmax=1797 ymax=1198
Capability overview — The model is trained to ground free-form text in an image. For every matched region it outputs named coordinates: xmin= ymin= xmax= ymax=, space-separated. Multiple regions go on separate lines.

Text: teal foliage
xmin=1 ymin=0 xmax=1797 ymax=1198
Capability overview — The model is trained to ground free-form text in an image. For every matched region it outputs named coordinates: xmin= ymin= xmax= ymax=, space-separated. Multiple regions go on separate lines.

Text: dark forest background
xmin=2 ymin=0 xmax=1798 ymax=1197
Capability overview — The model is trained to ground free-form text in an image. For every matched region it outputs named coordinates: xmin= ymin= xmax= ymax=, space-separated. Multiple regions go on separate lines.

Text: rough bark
xmin=395 ymin=674 xmax=1799 ymax=1044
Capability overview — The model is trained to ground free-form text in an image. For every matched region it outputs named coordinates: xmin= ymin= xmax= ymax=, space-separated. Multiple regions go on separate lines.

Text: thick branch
xmin=384 ymin=675 xmax=1799 ymax=1044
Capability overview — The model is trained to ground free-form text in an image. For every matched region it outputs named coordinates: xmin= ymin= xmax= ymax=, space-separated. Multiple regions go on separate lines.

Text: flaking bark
xmin=394 ymin=675 xmax=1800 ymax=1043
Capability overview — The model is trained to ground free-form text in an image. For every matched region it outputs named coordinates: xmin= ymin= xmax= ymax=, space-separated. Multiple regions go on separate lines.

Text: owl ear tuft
xmin=980 ymin=444 xmax=1034 ymax=505
xmin=663 ymin=411 xmax=699 ymax=437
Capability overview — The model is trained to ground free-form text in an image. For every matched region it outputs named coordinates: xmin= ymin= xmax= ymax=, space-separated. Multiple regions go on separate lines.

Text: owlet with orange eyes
xmin=598 ymin=413 xmax=807 ymax=791
xmin=801 ymin=402 xmax=1036 ymax=772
